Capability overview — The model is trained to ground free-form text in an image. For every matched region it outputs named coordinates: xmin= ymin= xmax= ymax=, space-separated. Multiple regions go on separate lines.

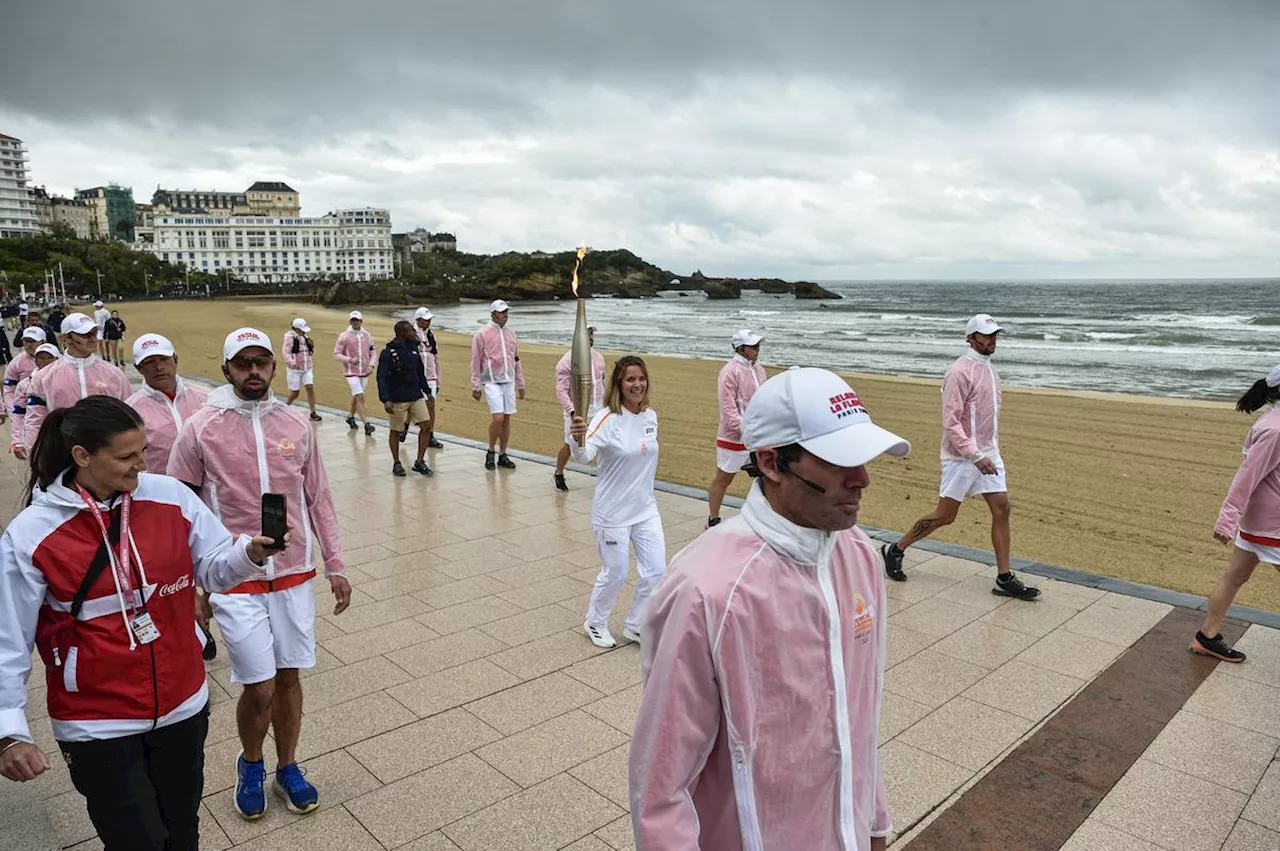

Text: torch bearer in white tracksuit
xmin=570 ymin=245 xmax=592 ymax=447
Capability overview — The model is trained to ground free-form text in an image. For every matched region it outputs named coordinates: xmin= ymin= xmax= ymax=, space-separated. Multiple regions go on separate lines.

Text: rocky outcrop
xmin=703 ymin=279 xmax=743 ymax=300
xmin=792 ymin=281 xmax=841 ymax=299
xmin=681 ymin=271 xmax=840 ymax=301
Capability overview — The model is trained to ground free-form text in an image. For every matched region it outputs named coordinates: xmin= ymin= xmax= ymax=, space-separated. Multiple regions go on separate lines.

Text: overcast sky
xmin=2 ymin=0 xmax=1277 ymax=279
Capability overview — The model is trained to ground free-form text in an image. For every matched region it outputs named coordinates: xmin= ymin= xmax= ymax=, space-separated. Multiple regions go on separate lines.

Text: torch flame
xmin=571 ymin=244 xmax=589 ymax=298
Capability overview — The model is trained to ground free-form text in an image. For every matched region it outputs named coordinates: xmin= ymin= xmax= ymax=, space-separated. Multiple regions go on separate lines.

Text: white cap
xmin=33 ymin=343 xmax=60 ymax=359
xmin=743 ymin=367 xmax=910 ymax=467
xmin=414 ymin=307 xmax=433 ymax=321
xmin=965 ymin=314 xmax=1004 ymax=337
xmin=490 ymin=299 xmax=510 ymax=313
xmin=223 ymin=327 xmax=274 ymax=361
xmin=291 ymin=317 xmax=311 ymax=333
xmin=61 ymin=313 xmax=97 ymax=336
xmin=20 ymin=326 xmax=46 ymax=342
xmin=133 ymin=333 xmax=176 ymax=365
xmin=94 ymin=300 xmax=103 ymax=308
xmin=349 ymin=310 xmax=363 ymax=321
xmin=1267 ymin=364 xmax=1280 ymax=388
xmin=732 ymin=329 xmax=763 ymax=349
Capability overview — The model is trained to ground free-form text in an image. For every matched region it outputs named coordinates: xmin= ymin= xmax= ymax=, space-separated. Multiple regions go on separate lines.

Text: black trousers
xmin=59 ymin=704 xmax=209 ymax=851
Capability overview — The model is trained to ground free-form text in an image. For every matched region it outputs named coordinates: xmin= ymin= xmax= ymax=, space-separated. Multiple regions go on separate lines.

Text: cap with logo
xmin=33 ymin=343 xmax=61 ymax=359
xmin=490 ymin=299 xmax=510 ymax=313
xmin=133 ymin=333 xmax=176 ymax=366
xmin=743 ymin=367 xmax=910 ymax=468
xmin=223 ymin=327 xmax=274 ymax=361
xmin=348 ymin=310 xmax=363 ymax=321
xmin=61 ymin=313 xmax=98 ymax=336
xmin=965 ymin=314 xmax=1004 ymax=337
xmin=20 ymin=326 xmax=46 ymax=342
xmin=291 ymin=317 xmax=311 ymax=333
xmin=732 ymin=329 xmax=763 ymax=349
xmin=414 ymin=307 xmax=433 ymax=321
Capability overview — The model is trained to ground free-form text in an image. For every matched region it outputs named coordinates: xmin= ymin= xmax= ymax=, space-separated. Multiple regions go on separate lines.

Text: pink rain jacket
xmin=9 ymin=371 xmax=38 ymax=448
xmin=415 ymin=327 xmax=442 ymax=383
xmin=631 ymin=484 xmax=893 ymax=851
xmin=126 ymin=377 xmax=210 ymax=473
xmin=716 ymin=355 xmax=767 ymax=451
xmin=23 ymin=355 xmax=132 ymax=450
xmin=167 ymin=385 xmax=345 ymax=590
xmin=333 ymin=327 xmax=375 ymax=378
xmin=283 ymin=330 xmax=315 ymax=373
xmin=555 ymin=349 xmax=606 ymax=413
xmin=3 ymin=352 xmax=36 ymax=413
xmin=470 ymin=322 xmax=525 ymax=390
xmin=941 ymin=350 xmax=1002 ymax=462
xmin=1216 ymin=406 xmax=1280 ymax=545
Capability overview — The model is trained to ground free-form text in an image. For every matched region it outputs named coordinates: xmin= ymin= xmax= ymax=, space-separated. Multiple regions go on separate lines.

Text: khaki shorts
xmin=389 ymin=399 xmax=430 ymax=431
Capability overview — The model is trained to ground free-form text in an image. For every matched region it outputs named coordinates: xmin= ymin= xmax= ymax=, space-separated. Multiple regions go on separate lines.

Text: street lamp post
xmin=95 ymin=270 xmax=103 ymax=298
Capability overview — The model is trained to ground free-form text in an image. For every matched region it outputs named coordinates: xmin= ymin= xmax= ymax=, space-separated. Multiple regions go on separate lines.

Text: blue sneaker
xmin=273 ymin=762 xmax=319 ymax=814
xmin=234 ymin=751 xmax=267 ymax=820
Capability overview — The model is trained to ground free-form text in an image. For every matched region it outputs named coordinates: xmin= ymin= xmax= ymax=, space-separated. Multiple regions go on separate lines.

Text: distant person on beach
xmin=630 ymin=367 xmax=905 ymax=850
xmin=569 ymin=356 xmax=665 ymax=648
xmin=707 ymin=329 xmax=766 ymax=527
xmin=46 ymin=307 xmax=66 ymax=345
xmin=92 ymin=300 xmax=110 ymax=358
xmin=3 ymin=327 xmax=48 ymax=424
xmin=7 ymin=343 xmax=59 ymax=458
xmin=23 ymin=314 xmax=131 ymax=451
xmin=554 ymin=324 xmax=605 ymax=491
xmin=103 ymin=310 xmax=126 ymax=367
xmin=470 ymin=299 xmax=525 ymax=470
xmin=377 ymin=320 xmax=434 ymax=478
xmin=881 ymin=314 xmax=1040 ymax=600
xmin=283 ymin=318 xmax=322 ymax=421
xmin=21 ymin=311 xmax=59 ymax=352
xmin=1190 ymin=365 xmax=1280 ymax=663
xmin=410 ymin=307 xmax=445 ymax=450
xmin=334 ymin=311 xmax=375 ymax=435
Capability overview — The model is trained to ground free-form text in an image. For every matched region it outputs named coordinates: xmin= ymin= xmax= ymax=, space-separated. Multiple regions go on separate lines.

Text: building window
xmin=214 ymin=233 xmax=229 ymax=249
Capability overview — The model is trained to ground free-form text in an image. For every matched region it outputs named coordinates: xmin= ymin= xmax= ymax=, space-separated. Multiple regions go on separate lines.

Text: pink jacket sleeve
xmin=1216 ymin=427 xmax=1280 ymax=538
xmin=302 ymin=433 xmax=346 ymax=578
xmin=513 ymin=336 xmax=526 ymax=391
xmin=20 ymin=371 xmax=46 ymax=451
xmin=111 ymin=367 xmax=131 ymax=401
xmin=630 ymin=580 xmax=723 ymax=849
xmin=555 ymin=355 xmax=573 ymax=412
xmin=719 ymin=364 xmax=742 ymax=436
xmin=941 ymin=369 xmax=980 ymax=460
xmin=165 ymin=421 xmax=206 ymax=487
xmin=333 ymin=333 xmax=350 ymax=370
xmin=469 ymin=332 xmax=483 ymax=390
xmin=2 ymin=359 xmax=22 ymax=413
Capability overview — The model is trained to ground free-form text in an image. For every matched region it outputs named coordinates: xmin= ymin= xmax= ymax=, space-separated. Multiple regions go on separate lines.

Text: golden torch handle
xmin=569 ymin=246 xmax=592 ymax=447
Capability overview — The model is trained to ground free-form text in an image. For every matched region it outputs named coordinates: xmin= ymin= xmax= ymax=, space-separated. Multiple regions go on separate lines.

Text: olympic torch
xmin=570 ymin=245 xmax=592 ymax=446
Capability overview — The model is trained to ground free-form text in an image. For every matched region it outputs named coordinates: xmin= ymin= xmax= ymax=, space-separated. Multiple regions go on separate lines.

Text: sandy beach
xmin=96 ymin=298 xmax=1277 ymax=612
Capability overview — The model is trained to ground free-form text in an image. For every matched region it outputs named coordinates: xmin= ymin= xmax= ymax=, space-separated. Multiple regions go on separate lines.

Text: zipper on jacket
xmin=816 ymin=544 xmax=859 ymax=851
xmin=732 ymin=745 xmax=765 ymax=851
xmin=76 ymin=360 xmax=87 ymax=398
xmin=250 ymin=407 xmax=275 ymax=579
xmin=986 ymin=361 xmax=999 ymax=448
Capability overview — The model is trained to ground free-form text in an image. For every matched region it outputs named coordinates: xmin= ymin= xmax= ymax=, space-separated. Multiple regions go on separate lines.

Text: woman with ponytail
xmin=0 ymin=396 xmax=285 ymax=851
xmin=1190 ymin=365 xmax=1280 ymax=663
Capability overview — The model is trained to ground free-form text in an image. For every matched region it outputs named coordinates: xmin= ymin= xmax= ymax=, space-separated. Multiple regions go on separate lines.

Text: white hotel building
xmin=147 ymin=207 xmax=393 ymax=283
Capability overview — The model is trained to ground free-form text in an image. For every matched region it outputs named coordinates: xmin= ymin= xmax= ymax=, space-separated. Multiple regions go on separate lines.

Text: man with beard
xmin=22 ymin=313 xmax=131 ymax=450
xmin=167 ymin=327 xmax=350 ymax=821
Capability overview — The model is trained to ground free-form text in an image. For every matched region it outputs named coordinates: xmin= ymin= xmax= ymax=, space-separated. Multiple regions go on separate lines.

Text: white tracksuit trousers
xmin=586 ymin=514 xmax=667 ymax=632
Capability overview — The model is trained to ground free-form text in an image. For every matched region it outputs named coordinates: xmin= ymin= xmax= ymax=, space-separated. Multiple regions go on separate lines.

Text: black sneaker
xmin=309 ymin=412 xmax=322 ymax=422
xmin=364 ymin=422 xmax=376 ymax=436
xmin=882 ymin=543 xmax=908 ymax=582
xmin=392 ymin=461 xmax=406 ymax=477
xmin=497 ymin=454 xmax=516 ymax=470
xmin=485 ymin=450 xmax=497 ymax=471
xmin=412 ymin=460 xmax=433 ymax=476
xmin=993 ymin=571 xmax=1041 ymax=600
xmin=346 ymin=415 xmax=357 ymax=430
xmin=428 ymin=437 xmax=445 ymax=449
xmin=1190 ymin=631 xmax=1246 ymax=663
xmin=554 ymin=473 xmax=569 ymax=492
xmin=708 ymin=517 xmax=722 ymax=528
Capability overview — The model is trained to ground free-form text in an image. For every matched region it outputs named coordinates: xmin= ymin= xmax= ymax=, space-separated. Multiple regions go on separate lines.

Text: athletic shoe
xmin=273 ymin=763 xmax=319 ymax=814
xmin=993 ymin=571 xmax=1041 ymax=600
xmin=484 ymin=450 xmax=496 ymax=471
xmin=428 ymin=438 xmax=445 ymax=449
xmin=1190 ymin=631 xmax=1246 ymax=663
xmin=497 ymin=454 xmax=516 ymax=469
xmin=399 ymin=426 xmax=408 ymax=444
xmin=708 ymin=517 xmax=722 ymax=528
xmin=364 ymin=422 xmax=376 ymax=436
xmin=554 ymin=473 xmax=569 ymax=492
xmin=623 ymin=626 xmax=642 ymax=644
xmin=309 ymin=412 xmax=322 ymax=422
xmin=392 ymin=461 xmax=406 ymax=477
xmin=412 ymin=459 xmax=433 ymax=476
xmin=234 ymin=752 xmax=267 ymax=820
xmin=882 ymin=543 xmax=907 ymax=582
xmin=346 ymin=416 xmax=357 ymax=430
xmin=200 ymin=624 xmax=217 ymax=662
xmin=585 ymin=622 xmax=617 ymax=649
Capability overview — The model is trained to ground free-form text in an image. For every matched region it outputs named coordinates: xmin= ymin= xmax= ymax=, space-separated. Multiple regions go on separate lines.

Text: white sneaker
xmin=584 ymin=622 xmax=617 ymax=649
xmin=623 ymin=626 xmax=641 ymax=644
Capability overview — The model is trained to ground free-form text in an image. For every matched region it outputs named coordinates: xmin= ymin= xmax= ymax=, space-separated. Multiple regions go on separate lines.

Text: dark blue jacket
xmin=377 ymin=338 xmax=431 ymax=403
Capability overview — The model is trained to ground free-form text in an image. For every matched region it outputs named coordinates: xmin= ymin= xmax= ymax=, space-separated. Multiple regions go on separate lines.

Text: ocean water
xmin=405 ymin=279 xmax=1279 ymax=401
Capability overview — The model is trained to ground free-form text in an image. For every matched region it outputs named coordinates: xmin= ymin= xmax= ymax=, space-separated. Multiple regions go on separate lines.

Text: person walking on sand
xmin=1190 ymin=365 xmax=1280 ymax=663
xmin=881 ymin=314 xmax=1040 ymax=600
xmin=103 ymin=310 xmax=127 ymax=367
xmin=569 ymin=356 xmax=665 ymax=648
xmin=407 ymin=307 xmax=445 ymax=449
xmin=283 ymin=318 xmax=321 ymax=422
xmin=92 ymin=300 xmax=111 ymax=359
xmin=630 ymin=367 xmax=907 ymax=851
xmin=471 ymin=299 xmax=525 ymax=471
xmin=23 ymin=314 xmax=132 ymax=451
xmin=554 ymin=324 xmax=605 ymax=492
xmin=334 ymin=311 xmax=375 ymax=435
xmin=378 ymin=320 xmax=434 ymax=478
xmin=707 ymin=329 xmax=766 ymax=527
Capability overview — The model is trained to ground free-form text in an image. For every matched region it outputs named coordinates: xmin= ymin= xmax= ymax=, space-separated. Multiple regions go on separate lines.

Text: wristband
xmin=1 ymin=740 xmax=23 ymax=756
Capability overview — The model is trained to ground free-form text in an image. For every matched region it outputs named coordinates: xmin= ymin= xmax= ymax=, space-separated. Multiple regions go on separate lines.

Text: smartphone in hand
xmin=261 ymin=493 xmax=287 ymax=550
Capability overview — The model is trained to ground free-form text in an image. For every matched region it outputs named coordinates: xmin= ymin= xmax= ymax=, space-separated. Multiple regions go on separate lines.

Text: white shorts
xmin=565 ymin=407 xmax=602 ymax=445
xmin=940 ymin=456 xmax=1008 ymax=502
xmin=484 ymin=382 xmax=517 ymax=415
xmin=1236 ymin=534 xmax=1280 ymax=566
xmin=716 ymin=446 xmax=750 ymax=474
xmin=209 ymin=581 xmax=317 ymax=685
xmin=427 ymin=380 xmax=438 ymax=400
xmin=346 ymin=375 xmax=369 ymax=395
xmin=286 ymin=369 xmax=314 ymax=391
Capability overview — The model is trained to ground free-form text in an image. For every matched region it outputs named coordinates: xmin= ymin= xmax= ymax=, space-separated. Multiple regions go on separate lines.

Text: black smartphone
xmin=261 ymin=493 xmax=287 ymax=550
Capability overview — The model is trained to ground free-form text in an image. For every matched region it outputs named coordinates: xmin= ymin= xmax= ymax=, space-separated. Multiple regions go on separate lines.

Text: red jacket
xmin=0 ymin=472 xmax=261 ymax=744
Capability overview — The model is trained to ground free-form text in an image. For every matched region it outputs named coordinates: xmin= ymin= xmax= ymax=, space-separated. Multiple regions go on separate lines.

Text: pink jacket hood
xmin=283 ymin=329 xmax=315 ymax=372
xmin=1217 ymin=406 xmax=1280 ymax=543
xmin=166 ymin=384 xmax=345 ymax=585
xmin=23 ymin=355 xmax=133 ymax=450
xmin=470 ymin=321 xmax=525 ymax=390
xmin=941 ymin=350 xmax=1002 ymax=461
xmin=126 ymin=377 xmax=210 ymax=474
xmin=334 ymin=327 xmax=375 ymax=377
xmin=631 ymin=484 xmax=892 ymax=850
xmin=555 ymin=349 xmax=606 ymax=413
xmin=716 ymin=354 xmax=767 ymax=449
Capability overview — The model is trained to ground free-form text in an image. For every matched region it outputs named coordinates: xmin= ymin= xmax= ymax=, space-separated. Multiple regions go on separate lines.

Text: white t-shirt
xmin=93 ymin=308 xmax=111 ymax=330
xmin=574 ymin=406 xmax=660 ymax=528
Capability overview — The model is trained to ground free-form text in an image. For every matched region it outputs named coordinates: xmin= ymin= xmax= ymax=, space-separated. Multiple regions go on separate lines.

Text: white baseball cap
xmin=94 ymin=300 xmax=103 ymax=308
xmin=61 ymin=313 xmax=98 ymax=336
xmin=732 ymin=329 xmax=763 ymax=349
xmin=223 ymin=327 xmax=274 ymax=361
xmin=20 ymin=326 xmax=46 ymax=342
xmin=965 ymin=314 xmax=1004 ymax=337
xmin=349 ymin=310 xmax=363 ymax=321
xmin=133 ymin=333 xmax=176 ymax=365
xmin=291 ymin=317 xmax=311 ymax=333
xmin=1266 ymin=364 xmax=1280 ymax=389
xmin=414 ymin=307 xmax=433 ymax=321
xmin=743 ymin=367 xmax=910 ymax=467
xmin=490 ymin=299 xmax=510 ymax=313
xmin=34 ymin=343 xmax=60 ymax=359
